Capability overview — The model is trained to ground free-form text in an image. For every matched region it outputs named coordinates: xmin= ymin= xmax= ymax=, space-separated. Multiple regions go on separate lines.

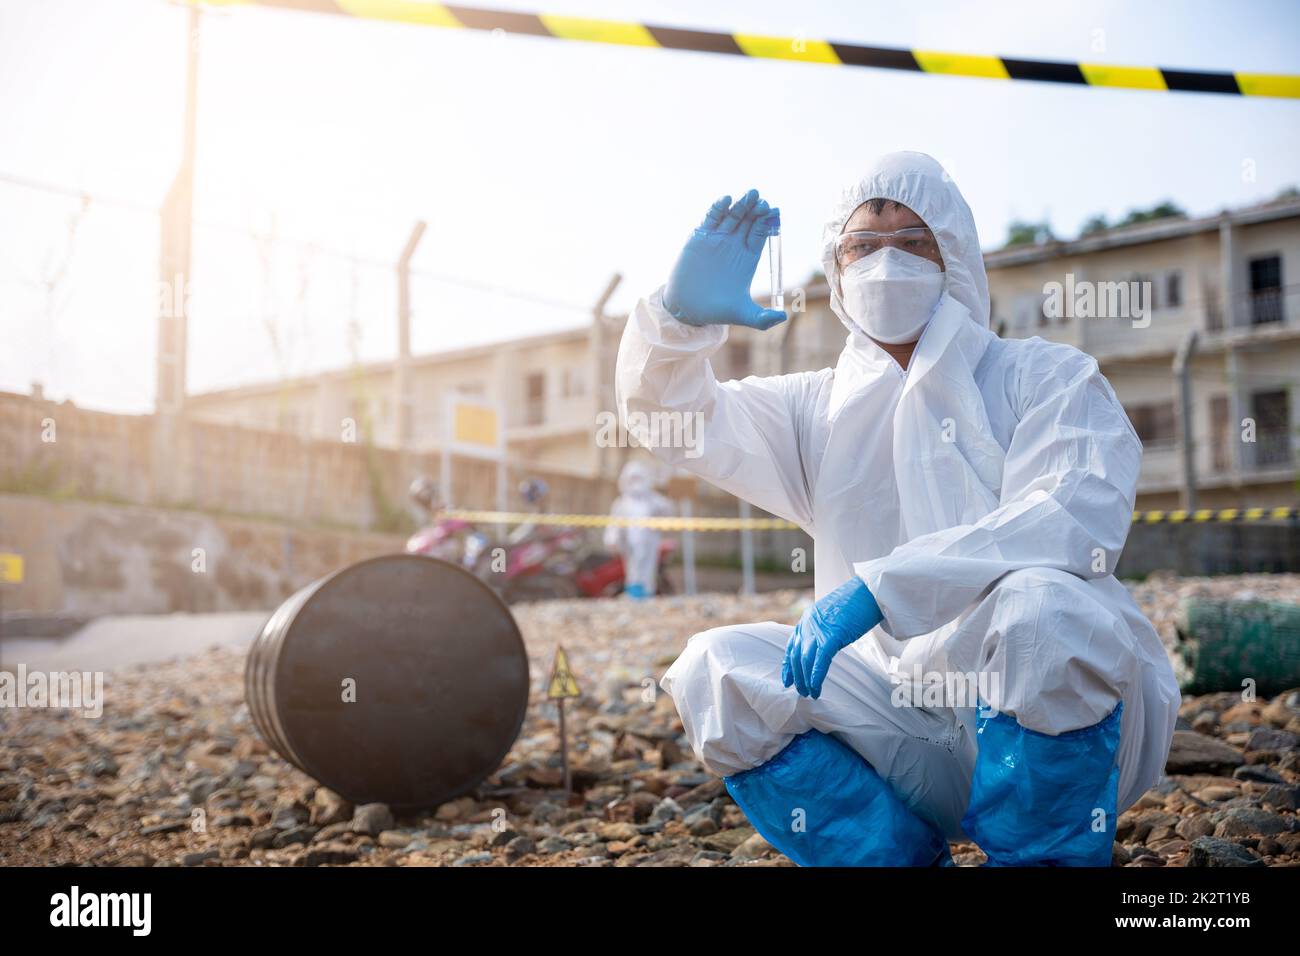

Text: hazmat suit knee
xmin=616 ymin=151 xmax=1180 ymax=865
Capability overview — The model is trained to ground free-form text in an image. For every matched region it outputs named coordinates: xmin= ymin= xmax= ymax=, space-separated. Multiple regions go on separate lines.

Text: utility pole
xmin=1174 ymin=331 xmax=1199 ymax=510
xmin=396 ymin=221 xmax=426 ymax=491
xmin=590 ymin=272 xmax=621 ymax=482
xmin=154 ymin=2 xmax=201 ymax=503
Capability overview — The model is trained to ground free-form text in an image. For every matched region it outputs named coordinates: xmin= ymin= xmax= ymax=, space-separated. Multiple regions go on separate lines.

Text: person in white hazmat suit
xmin=614 ymin=151 xmax=1180 ymax=867
xmin=604 ymin=460 xmax=673 ymax=599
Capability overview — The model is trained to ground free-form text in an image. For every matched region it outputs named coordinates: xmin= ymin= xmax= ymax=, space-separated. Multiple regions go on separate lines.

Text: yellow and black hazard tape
xmin=194 ymin=1 xmax=1300 ymax=99
xmin=443 ymin=506 xmax=1299 ymax=531
xmin=1134 ymin=506 xmax=1299 ymax=524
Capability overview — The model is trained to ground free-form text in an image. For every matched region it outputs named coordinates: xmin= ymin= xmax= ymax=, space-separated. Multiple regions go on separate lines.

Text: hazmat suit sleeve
xmin=615 ymin=286 xmax=825 ymax=530
xmin=854 ymin=345 xmax=1141 ymax=639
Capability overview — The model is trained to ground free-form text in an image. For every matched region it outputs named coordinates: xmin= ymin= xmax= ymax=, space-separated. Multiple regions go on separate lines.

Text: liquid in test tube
xmin=765 ymin=210 xmax=783 ymax=311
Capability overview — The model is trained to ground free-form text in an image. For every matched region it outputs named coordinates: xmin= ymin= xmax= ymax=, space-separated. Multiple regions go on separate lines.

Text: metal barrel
xmin=245 ymin=554 xmax=529 ymax=809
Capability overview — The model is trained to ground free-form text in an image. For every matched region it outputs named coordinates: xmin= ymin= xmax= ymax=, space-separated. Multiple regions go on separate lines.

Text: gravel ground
xmin=2 ymin=575 xmax=1298 ymax=867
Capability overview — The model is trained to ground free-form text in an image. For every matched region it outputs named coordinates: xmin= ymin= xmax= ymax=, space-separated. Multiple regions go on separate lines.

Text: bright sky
xmin=2 ymin=0 xmax=1298 ymax=412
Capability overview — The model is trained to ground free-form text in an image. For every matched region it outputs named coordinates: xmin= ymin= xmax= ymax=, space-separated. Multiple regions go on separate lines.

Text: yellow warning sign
xmin=452 ymin=402 xmax=499 ymax=449
xmin=547 ymin=646 xmax=581 ymax=699
xmin=0 ymin=552 xmax=22 ymax=584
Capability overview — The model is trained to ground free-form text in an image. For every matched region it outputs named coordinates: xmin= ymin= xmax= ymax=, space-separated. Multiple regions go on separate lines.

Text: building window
xmin=1249 ymin=255 xmax=1283 ymax=325
xmin=1127 ymin=402 xmax=1177 ymax=448
xmin=525 ymin=372 xmax=545 ymax=426
xmin=1166 ymin=271 xmax=1182 ymax=308
xmin=560 ymin=367 xmax=585 ymax=398
xmin=1210 ymin=395 xmax=1230 ymax=472
xmin=1131 ymin=274 xmax=1157 ymax=313
xmin=1250 ymin=389 xmax=1291 ymax=467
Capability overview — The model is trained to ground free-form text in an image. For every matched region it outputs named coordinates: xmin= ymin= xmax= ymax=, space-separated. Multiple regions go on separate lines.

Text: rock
xmin=139 ymin=821 xmax=187 ymax=836
xmin=1219 ymin=702 xmax=1264 ymax=727
xmin=688 ymin=816 xmax=720 ymax=837
xmin=212 ymin=814 xmax=253 ymax=828
xmin=529 ymin=801 xmax=566 ymax=825
xmin=1262 ymin=691 xmax=1300 ymax=728
xmin=181 ymin=849 xmax=220 ymax=866
xmin=676 ymin=778 xmax=725 ymax=808
xmin=650 ymin=798 xmax=683 ymax=823
xmin=597 ymin=822 xmax=640 ymax=842
xmin=1165 ymin=731 xmax=1246 ymax=775
xmin=690 ymin=850 xmax=729 ymax=866
xmin=300 ymin=843 xmax=360 ymax=867
xmin=1259 ymin=785 xmax=1298 ymax=810
xmin=505 ymin=836 xmax=536 ymax=859
xmin=434 ymin=797 xmax=477 ymax=822
xmin=311 ymin=788 xmax=352 ymax=827
xmin=1111 ymin=843 xmax=1131 ymax=866
xmin=537 ymin=836 xmax=573 ymax=855
xmin=701 ymin=827 xmax=756 ymax=854
xmin=732 ymin=832 xmax=773 ymax=859
xmin=1213 ymin=807 xmax=1291 ymax=838
xmin=452 ymin=852 xmax=493 ymax=867
xmin=1186 ymin=837 xmax=1265 ymax=867
xmin=605 ymin=790 xmax=660 ymax=823
xmin=271 ymin=805 xmax=309 ymax=830
xmin=1121 ymin=809 xmax=1180 ymax=843
xmin=1246 ymin=727 xmax=1299 ymax=753
xmin=272 ymin=825 xmax=318 ymax=848
xmin=1175 ymin=815 xmax=1217 ymax=841
xmin=378 ymin=830 xmax=412 ymax=849
xmin=248 ymin=827 xmax=278 ymax=849
xmin=311 ymin=822 xmax=354 ymax=843
xmin=1194 ymin=785 xmax=1240 ymax=802
xmin=1152 ymin=839 xmax=1189 ymax=858
xmin=1234 ymin=764 xmax=1285 ymax=784
xmin=350 ymin=803 xmax=394 ymax=836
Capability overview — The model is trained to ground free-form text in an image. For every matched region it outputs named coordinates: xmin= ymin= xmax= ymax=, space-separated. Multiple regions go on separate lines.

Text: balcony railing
xmin=1244 ymin=428 xmax=1294 ymax=471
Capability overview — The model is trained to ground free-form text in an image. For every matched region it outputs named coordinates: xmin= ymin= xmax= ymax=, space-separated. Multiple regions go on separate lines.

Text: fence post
xmin=680 ymin=498 xmax=697 ymax=596
xmin=739 ymin=498 xmax=755 ymax=596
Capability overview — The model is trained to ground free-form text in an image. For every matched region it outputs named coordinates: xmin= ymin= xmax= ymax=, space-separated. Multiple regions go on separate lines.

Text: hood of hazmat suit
xmin=616 ymin=459 xmax=656 ymax=495
xmin=614 ymin=152 xmax=1179 ymax=831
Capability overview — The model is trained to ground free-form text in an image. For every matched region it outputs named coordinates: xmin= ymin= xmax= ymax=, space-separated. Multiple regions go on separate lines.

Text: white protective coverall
xmin=615 ymin=152 xmax=1180 ymax=841
xmin=604 ymin=460 xmax=673 ymax=596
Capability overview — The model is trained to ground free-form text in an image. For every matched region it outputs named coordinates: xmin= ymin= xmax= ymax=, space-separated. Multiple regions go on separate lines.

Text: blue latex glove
xmin=663 ymin=188 xmax=787 ymax=331
xmin=782 ymin=576 xmax=883 ymax=699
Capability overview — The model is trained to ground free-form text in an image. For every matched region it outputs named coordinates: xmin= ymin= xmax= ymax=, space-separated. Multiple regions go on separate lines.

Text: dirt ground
xmin=1 ymin=575 xmax=1298 ymax=867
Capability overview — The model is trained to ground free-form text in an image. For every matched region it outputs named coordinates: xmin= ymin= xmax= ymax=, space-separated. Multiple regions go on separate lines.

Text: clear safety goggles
xmin=834 ymin=228 xmax=940 ymax=267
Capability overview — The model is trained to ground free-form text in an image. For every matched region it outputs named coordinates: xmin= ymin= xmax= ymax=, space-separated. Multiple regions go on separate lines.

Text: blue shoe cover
xmin=961 ymin=700 xmax=1122 ymax=867
xmin=624 ymin=583 xmax=647 ymax=599
xmin=724 ymin=729 xmax=949 ymax=867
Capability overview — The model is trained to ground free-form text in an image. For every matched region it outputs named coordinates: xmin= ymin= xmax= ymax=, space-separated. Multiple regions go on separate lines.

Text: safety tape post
xmin=189 ymin=1 xmax=1300 ymax=99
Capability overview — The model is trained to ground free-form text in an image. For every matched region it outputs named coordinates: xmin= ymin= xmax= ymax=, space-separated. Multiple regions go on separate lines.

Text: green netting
xmin=1175 ymin=598 xmax=1300 ymax=696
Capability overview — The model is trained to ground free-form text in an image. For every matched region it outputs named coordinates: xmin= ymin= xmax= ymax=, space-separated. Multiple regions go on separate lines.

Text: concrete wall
xmin=0 ymin=390 xmax=612 ymax=531
xmin=0 ymin=494 xmax=408 ymax=615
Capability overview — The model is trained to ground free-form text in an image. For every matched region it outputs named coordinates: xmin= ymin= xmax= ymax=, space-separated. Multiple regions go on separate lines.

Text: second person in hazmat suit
xmin=614 ymin=151 xmax=1180 ymax=866
xmin=604 ymin=459 xmax=673 ymax=599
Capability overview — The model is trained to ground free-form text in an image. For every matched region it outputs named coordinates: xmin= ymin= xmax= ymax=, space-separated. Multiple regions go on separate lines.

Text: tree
xmin=1116 ymin=201 xmax=1185 ymax=227
xmin=1079 ymin=213 xmax=1110 ymax=236
xmin=1004 ymin=219 xmax=1055 ymax=247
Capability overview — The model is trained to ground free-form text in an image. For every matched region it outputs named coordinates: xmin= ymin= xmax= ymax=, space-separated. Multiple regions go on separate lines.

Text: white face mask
xmin=839 ymin=246 xmax=945 ymax=345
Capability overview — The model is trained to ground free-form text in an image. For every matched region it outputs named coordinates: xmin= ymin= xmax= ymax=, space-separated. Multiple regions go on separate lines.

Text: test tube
xmin=765 ymin=209 xmax=783 ymax=312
